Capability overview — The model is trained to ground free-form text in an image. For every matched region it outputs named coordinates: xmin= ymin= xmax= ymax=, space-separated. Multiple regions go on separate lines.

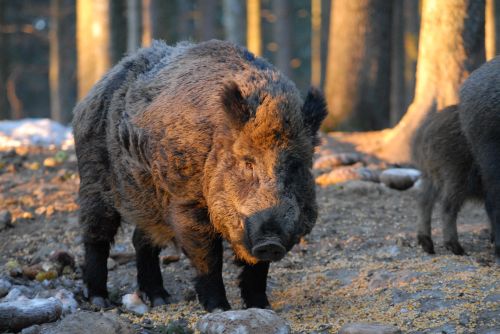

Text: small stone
xmin=368 ymin=271 xmax=395 ymax=291
xmin=21 ymin=324 xmax=41 ymax=334
xmin=107 ymin=258 xmax=117 ymax=270
xmin=161 ymin=254 xmax=181 ymax=265
xmin=121 ymin=292 xmax=149 ymax=315
xmin=54 ymin=289 xmax=78 ymax=315
xmin=0 ymin=210 xmax=13 ymax=230
xmin=20 ymin=212 xmax=34 ymax=220
xmin=0 ymin=297 xmax=62 ymax=332
xmin=43 ymin=157 xmax=59 ymax=168
xmin=35 ymin=270 xmax=58 ymax=282
xmin=339 ymin=323 xmax=402 ymax=334
xmin=22 ymin=264 xmax=43 ymax=280
xmin=0 ymin=278 xmax=12 ymax=298
xmin=196 ymin=308 xmax=290 ymax=334
xmin=37 ymin=311 xmax=135 ymax=334
xmin=24 ymin=162 xmax=41 ymax=171
xmin=379 ymin=168 xmax=421 ymax=191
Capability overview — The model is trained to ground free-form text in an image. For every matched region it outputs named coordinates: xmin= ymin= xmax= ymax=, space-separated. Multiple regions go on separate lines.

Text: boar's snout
xmin=251 ymin=238 xmax=286 ymax=262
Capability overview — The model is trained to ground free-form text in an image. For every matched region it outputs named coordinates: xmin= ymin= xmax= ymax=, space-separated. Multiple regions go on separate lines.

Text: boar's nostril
xmin=251 ymin=241 xmax=286 ymax=262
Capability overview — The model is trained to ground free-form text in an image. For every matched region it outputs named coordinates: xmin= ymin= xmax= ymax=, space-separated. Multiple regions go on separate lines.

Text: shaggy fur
xmin=459 ymin=56 xmax=500 ymax=262
xmin=411 ymin=105 xmax=482 ymax=256
xmin=73 ymin=40 xmax=327 ymax=311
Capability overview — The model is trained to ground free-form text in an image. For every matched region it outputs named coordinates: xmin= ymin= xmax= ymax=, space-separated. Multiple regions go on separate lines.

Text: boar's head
xmin=205 ymin=81 xmax=327 ymax=264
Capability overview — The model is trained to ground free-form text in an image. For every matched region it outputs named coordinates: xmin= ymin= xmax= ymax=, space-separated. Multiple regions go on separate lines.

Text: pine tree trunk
xmin=127 ymin=0 xmax=141 ymax=52
xmin=311 ymin=0 xmax=321 ymax=87
xmin=486 ymin=0 xmax=500 ymax=59
xmin=403 ymin=0 xmax=419 ymax=110
xmin=390 ymin=0 xmax=404 ymax=126
xmin=324 ymin=0 xmax=393 ymax=131
xmin=77 ymin=0 xmax=113 ymax=99
xmin=378 ymin=0 xmax=485 ymax=162
xmin=247 ymin=0 xmax=262 ymax=56
xmin=49 ymin=0 xmax=76 ymax=124
xmin=199 ymin=0 xmax=217 ymax=41
xmin=273 ymin=0 xmax=292 ymax=78
xmin=223 ymin=0 xmax=246 ymax=46
xmin=142 ymin=0 xmax=152 ymax=47
xmin=0 ymin=0 xmax=8 ymax=119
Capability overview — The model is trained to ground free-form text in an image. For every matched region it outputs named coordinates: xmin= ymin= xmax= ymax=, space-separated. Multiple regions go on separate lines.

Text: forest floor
xmin=0 ymin=135 xmax=499 ymax=333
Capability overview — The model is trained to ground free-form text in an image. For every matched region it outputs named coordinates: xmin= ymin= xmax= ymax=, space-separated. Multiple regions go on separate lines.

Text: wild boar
xmin=411 ymin=105 xmax=482 ymax=255
xmin=459 ymin=56 xmax=500 ymax=263
xmin=72 ymin=40 xmax=327 ymax=311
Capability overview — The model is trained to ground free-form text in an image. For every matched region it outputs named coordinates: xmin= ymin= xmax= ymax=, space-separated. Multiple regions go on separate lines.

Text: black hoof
xmin=141 ymin=289 xmax=171 ymax=307
xmin=243 ymin=293 xmax=270 ymax=309
xmin=418 ymin=234 xmax=435 ymax=254
xmin=203 ymin=299 xmax=231 ymax=312
xmin=90 ymin=296 xmax=111 ymax=309
xmin=445 ymin=240 xmax=465 ymax=255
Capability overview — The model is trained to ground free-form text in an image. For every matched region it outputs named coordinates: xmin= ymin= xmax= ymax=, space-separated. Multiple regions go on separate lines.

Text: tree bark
xmin=49 ymin=0 xmax=76 ymax=124
xmin=311 ymin=0 xmax=321 ymax=87
xmin=247 ymin=0 xmax=262 ymax=56
xmin=127 ymin=0 xmax=141 ymax=52
xmin=380 ymin=0 xmax=485 ymax=162
xmin=142 ymin=0 xmax=152 ymax=47
xmin=273 ymin=0 xmax=292 ymax=78
xmin=403 ymin=0 xmax=419 ymax=110
xmin=223 ymin=0 xmax=246 ymax=46
xmin=324 ymin=0 xmax=393 ymax=131
xmin=390 ymin=0 xmax=404 ymax=126
xmin=0 ymin=0 xmax=8 ymax=120
xmin=77 ymin=0 xmax=113 ymax=100
xmin=486 ymin=0 xmax=500 ymax=59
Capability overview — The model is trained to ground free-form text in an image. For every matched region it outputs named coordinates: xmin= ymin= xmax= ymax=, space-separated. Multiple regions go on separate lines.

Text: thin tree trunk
xmin=110 ymin=1 xmax=127 ymax=64
xmin=199 ymin=0 xmax=217 ymax=41
xmin=486 ymin=0 xmax=500 ymax=59
xmin=127 ymin=0 xmax=141 ymax=52
xmin=403 ymin=0 xmax=419 ymax=109
xmin=0 ymin=0 xmax=8 ymax=119
xmin=324 ymin=0 xmax=393 ymax=131
xmin=390 ymin=0 xmax=404 ymax=126
xmin=142 ymin=0 xmax=152 ymax=47
xmin=77 ymin=0 xmax=112 ymax=100
xmin=311 ymin=0 xmax=321 ymax=87
xmin=247 ymin=0 xmax=261 ymax=56
xmin=177 ymin=0 xmax=194 ymax=40
xmin=273 ymin=0 xmax=292 ymax=78
xmin=373 ymin=0 xmax=485 ymax=162
xmin=223 ymin=0 xmax=246 ymax=46
xmin=49 ymin=0 xmax=76 ymax=124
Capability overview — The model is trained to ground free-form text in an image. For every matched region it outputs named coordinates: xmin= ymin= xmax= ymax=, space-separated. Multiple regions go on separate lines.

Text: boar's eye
xmin=245 ymin=160 xmax=254 ymax=171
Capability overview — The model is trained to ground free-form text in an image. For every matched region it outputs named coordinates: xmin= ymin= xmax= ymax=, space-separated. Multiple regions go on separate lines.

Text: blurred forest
xmin=0 ymin=0 xmax=498 ymax=138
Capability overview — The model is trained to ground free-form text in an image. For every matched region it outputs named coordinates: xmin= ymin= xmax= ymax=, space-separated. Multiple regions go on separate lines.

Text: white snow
xmin=0 ymin=118 xmax=73 ymax=149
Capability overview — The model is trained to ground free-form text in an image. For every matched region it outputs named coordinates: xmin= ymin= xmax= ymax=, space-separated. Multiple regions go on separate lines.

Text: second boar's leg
xmin=417 ymin=178 xmax=438 ymax=254
xmin=132 ymin=228 xmax=170 ymax=306
xmin=484 ymin=187 xmax=500 ymax=264
xmin=237 ymin=261 xmax=270 ymax=308
xmin=171 ymin=205 xmax=230 ymax=312
xmin=441 ymin=189 xmax=465 ymax=255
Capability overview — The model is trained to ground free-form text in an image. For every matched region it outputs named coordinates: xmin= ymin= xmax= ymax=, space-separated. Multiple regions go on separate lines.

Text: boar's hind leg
xmin=441 ymin=189 xmax=466 ymax=255
xmin=132 ymin=228 xmax=170 ymax=306
xmin=237 ymin=261 xmax=270 ymax=308
xmin=417 ymin=178 xmax=438 ymax=254
xmin=80 ymin=196 xmax=121 ymax=308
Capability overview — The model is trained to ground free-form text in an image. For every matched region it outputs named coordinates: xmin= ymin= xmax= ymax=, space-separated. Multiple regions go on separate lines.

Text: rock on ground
xmin=38 ymin=311 xmax=135 ymax=334
xmin=339 ymin=323 xmax=402 ymax=334
xmin=0 ymin=279 xmax=11 ymax=298
xmin=196 ymin=308 xmax=290 ymax=334
xmin=379 ymin=168 xmax=421 ymax=190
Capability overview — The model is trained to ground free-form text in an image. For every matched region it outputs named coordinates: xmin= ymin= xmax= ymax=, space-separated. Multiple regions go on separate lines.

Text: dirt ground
xmin=0 ymin=136 xmax=498 ymax=333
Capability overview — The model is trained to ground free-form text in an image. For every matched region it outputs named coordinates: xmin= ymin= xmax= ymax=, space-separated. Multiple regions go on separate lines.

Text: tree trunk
xmin=142 ymin=0 xmax=152 ymax=47
xmin=177 ymin=0 xmax=195 ymax=40
xmin=486 ymin=0 xmax=500 ymax=59
xmin=49 ymin=0 xmax=76 ymax=124
xmin=77 ymin=0 xmax=113 ymax=100
xmin=272 ymin=0 xmax=292 ymax=78
xmin=199 ymin=0 xmax=217 ymax=41
xmin=358 ymin=0 xmax=485 ymax=163
xmin=223 ymin=0 xmax=246 ymax=46
xmin=0 ymin=0 xmax=8 ymax=120
xmin=403 ymin=0 xmax=419 ymax=110
xmin=311 ymin=0 xmax=321 ymax=87
xmin=390 ymin=0 xmax=405 ymax=126
xmin=127 ymin=0 xmax=141 ymax=52
xmin=324 ymin=0 xmax=393 ymax=131
xmin=247 ymin=0 xmax=261 ymax=56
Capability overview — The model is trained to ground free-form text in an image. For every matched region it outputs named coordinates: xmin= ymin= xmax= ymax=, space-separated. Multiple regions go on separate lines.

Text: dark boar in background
xmin=72 ymin=40 xmax=327 ymax=311
xmin=411 ymin=105 xmax=482 ymax=256
xmin=459 ymin=57 xmax=500 ymax=263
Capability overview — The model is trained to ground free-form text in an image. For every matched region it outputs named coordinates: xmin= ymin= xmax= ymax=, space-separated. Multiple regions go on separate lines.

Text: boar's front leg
xmin=441 ymin=188 xmax=466 ymax=255
xmin=171 ymin=205 xmax=230 ymax=312
xmin=132 ymin=228 xmax=171 ymax=306
xmin=238 ymin=261 xmax=270 ymax=308
xmin=417 ymin=178 xmax=438 ymax=254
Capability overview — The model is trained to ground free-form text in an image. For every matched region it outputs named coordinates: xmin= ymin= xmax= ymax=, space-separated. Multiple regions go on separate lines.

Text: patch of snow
xmin=0 ymin=118 xmax=73 ymax=149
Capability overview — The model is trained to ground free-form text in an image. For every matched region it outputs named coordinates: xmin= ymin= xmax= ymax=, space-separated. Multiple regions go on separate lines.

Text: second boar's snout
xmin=251 ymin=239 xmax=286 ymax=262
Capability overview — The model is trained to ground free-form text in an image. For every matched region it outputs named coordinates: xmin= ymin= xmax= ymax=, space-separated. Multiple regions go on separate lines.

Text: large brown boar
xmin=459 ymin=56 xmax=500 ymax=264
xmin=72 ymin=40 xmax=327 ymax=311
xmin=411 ymin=105 xmax=483 ymax=256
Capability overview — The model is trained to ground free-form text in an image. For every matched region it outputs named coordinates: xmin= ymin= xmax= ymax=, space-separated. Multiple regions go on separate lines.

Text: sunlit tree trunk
xmin=403 ymin=0 xmax=419 ymax=110
xmin=77 ymin=0 xmax=113 ymax=99
xmin=273 ymin=0 xmax=291 ymax=78
xmin=390 ymin=0 xmax=404 ymax=126
xmin=247 ymin=0 xmax=261 ymax=56
xmin=486 ymin=0 xmax=500 ymax=59
xmin=324 ymin=0 xmax=393 ymax=131
xmin=142 ymin=0 xmax=152 ymax=47
xmin=223 ymin=0 xmax=246 ymax=46
xmin=377 ymin=0 xmax=485 ymax=162
xmin=311 ymin=0 xmax=321 ymax=87
xmin=127 ymin=0 xmax=141 ymax=52
xmin=49 ymin=0 xmax=76 ymax=124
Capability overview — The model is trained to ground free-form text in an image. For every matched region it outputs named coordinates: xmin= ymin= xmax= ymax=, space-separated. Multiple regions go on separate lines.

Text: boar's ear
xmin=302 ymin=87 xmax=327 ymax=145
xmin=221 ymin=81 xmax=251 ymax=129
